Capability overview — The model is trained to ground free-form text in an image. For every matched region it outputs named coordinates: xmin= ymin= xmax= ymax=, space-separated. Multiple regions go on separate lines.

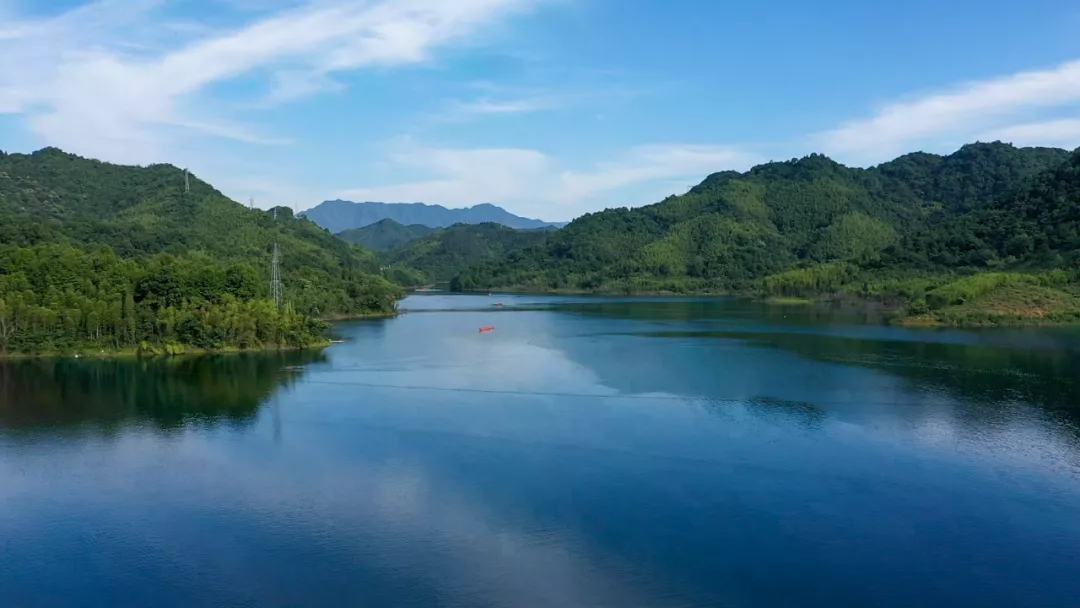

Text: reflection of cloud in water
xmin=327 ymin=309 xmax=1080 ymax=482
xmin=0 ymin=431 xmax=676 ymax=607
xmin=328 ymin=314 xmax=620 ymax=397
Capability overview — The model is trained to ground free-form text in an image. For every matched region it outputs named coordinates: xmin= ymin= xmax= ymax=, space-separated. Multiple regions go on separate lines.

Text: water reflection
xmin=630 ymin=329 xmax=1080 ymax=404
xmin=463 ymin=298 xmax=1080 ymax=478
xmin=552 ymin=297 xmax=891 ymax=325
xmin=3 ymin=296 xmax=1080 ymax=607
xmin=0 ymin=350 xmax=325 ymax=433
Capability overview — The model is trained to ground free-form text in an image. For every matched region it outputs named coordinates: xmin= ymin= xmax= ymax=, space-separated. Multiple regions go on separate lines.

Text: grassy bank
xmin=896 ymin=282 xmax=1080 ymax=326
xmin=765 ymin=269 xmax=1080 ymax=327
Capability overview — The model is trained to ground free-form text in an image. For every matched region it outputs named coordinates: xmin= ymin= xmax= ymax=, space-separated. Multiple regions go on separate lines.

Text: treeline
xmin=0 ymin=148 xmax=404 ymax=356
xmin=0 ymin=244 xmax=328 ymax=355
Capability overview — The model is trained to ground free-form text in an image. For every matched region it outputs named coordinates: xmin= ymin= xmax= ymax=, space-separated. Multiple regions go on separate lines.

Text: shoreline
xmin=320 ymin=310 xmax=401 ymax=321
xmin=0 ymin=303 xmax=404 ymax=361
xmin=451 ymin=287 xmax=1080 ymax=327
xmin=0 ymin=341 xmax=332 ymax=362
xmin=5 ymin=292 xmax=1077 ymax=360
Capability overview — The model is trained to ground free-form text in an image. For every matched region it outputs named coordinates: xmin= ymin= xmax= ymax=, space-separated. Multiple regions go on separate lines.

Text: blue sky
xmin=2 ymin=0 xmax=1080 ymax=221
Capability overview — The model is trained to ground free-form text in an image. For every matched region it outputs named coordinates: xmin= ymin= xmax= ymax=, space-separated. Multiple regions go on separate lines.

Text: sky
xmin=2 ymin=0 xmax=1080 ymax=221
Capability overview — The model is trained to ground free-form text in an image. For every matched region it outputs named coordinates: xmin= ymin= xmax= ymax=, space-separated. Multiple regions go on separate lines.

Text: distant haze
xmin=302 ymin=201 xmax=566 ymax=233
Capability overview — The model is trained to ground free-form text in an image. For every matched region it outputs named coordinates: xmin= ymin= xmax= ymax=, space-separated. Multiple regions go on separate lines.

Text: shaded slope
xmin=875 ymin=142 xmax=1069 ymax=213
xmin=336 ymin=219 xmax=436 ymax=251
xmin=383 ymin=223 xmax=553 ymax=283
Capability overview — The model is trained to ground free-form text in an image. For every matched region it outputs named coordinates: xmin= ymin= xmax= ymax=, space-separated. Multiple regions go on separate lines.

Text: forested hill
xmin=381 ymin=223 xmax=553 ymax=285
xmin=336 ymin=219 xmax=436 ymax=251
xmin=452 ymin=142 xmax=1080 ymax=324
xmin=873 ymin=143 xmax=1069 ymax=213
xmin=303 ymin=199 xmax=564 ymax=232
xmin=892 ymin=147 xmax=1080 ymax=268
xmin=0 ymin=148 xmax=403 ymax=356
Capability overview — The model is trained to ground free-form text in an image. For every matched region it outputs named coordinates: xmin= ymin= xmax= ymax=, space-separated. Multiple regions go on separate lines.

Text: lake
xmin=3 ymin=294 xmax=1080 ymax=607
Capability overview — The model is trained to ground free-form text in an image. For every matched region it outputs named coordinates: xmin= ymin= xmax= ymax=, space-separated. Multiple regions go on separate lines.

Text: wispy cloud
xmin=555 ymin=144 xmax=760 ymax=203
xmin=452 ymin=96 xmax=563 ymax=116
xmin=819 ymin=58 xmax=1080 ymax=163
xmin=5 ymin=1 xmax=1080 ymax=220
xmin=336 ymin=139 xmax=553 ymax=210
xmin=336 ymin=139 xmax=761 ymax=220
xmin=431 ymin=77 xmax=648 ymax=122
xmin=979 ymin=117 xmax=1080 ymax=149
xmin=0 ymin=0 xmax=544 ymax=163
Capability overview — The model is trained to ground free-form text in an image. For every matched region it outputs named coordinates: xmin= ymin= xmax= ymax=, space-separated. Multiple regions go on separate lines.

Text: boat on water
xmin=479 ymin=326 xmax=495 ymax=333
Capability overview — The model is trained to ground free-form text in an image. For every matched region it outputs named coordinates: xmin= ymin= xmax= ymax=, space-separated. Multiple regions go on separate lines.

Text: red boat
xmin=479 ymin=326 xmax=495 ymax=333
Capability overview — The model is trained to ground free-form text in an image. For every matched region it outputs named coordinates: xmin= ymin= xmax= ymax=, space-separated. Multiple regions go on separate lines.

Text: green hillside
xmin=451 ymin=143 xmax=1080 ymax=325
xmin=336 ymin=219 xmax=436 ymax=251
xmin=874 ymin=142 xmax=1068 ymax=213
xmin=0 ymin=148 xmax=403 ymax=356
xmin=382 ymin=222 xmax=553 ymax=285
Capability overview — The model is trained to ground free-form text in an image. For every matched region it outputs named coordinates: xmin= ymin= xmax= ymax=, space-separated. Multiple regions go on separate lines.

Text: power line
xmin=291 ymin=377 xmax=1043 ymax=408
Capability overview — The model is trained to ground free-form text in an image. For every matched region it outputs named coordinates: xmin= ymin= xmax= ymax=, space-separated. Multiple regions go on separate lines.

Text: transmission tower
xmin=270 ymin=243 xmax=283 ymax=309
xmin=184 ymin=168 xmax=190 ymax=193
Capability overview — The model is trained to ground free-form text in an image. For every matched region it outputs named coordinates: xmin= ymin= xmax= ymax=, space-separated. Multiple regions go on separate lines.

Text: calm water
xmin=3 ymin=295 xmax=1080 ymax=607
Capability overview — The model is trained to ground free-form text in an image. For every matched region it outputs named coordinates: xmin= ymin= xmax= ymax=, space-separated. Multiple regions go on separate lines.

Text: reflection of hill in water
xmin=553 ymin=299 xmax=1080 ymax=410
xmin=550 ymin=298 xmax=889 ymax=325
xmin=679 ymin=329 xmax=1080 ymax=412
xmin=539 ymin=300 xmax=1080 ymax=458
xmin=0 ymin=351 xmax=325 ymax=432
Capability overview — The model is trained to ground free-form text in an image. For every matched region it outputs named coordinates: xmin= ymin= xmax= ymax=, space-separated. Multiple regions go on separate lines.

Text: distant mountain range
xmin=303 ymin=200 xmax=565 ymax=233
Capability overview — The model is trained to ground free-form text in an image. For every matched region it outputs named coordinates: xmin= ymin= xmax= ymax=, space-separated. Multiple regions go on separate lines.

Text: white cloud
xmin=0 ymin=0 xmax=543 ymax=163
xmin=363 ymin=58 xmax=1080 ymax=220
xmin=4 ymin=1 xmax=1080 ymax=220
xmin=820 ymin=59 xmax=1080 ymax=164
xmin=429 ymin=76 xmax=649 ymax=123
xmin=337 ymin=140 xmax=553 ymax=209
xmin=336 ymin=140 xmax=761 ymax=220
xmin=979 ymin=117 xmax=1080 ymax=149
xmin=450 ymin=96 xmax=562 ymax=116
xmin=556 ymin=144 xmax=759 ymax=203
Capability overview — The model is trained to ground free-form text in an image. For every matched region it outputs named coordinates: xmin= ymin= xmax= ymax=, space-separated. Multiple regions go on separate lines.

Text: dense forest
xmin=378 ymin=222 xmax=554 ymax=285
xmin=452 ymin=142 xmax=1080 ymax=325
xmin=0 ymin=148 xmax=404 ymax=356
xmin=336 ymin=219 xmax=436 ymax=251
